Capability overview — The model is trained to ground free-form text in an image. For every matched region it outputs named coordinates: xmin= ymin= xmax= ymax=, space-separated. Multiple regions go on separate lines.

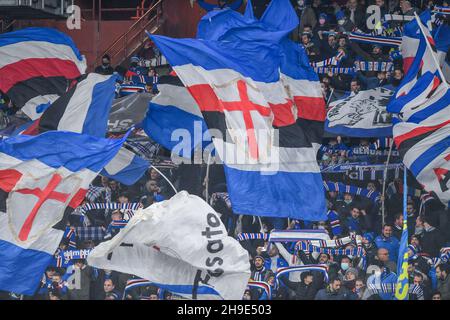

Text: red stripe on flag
xmin=0 ymin=169 xmax=23 ymax=192
xmin=294 ymin=96 xmax=326 ymax=121
xmin=270 ymin=100 xmax=296 ymax=126
xmin=395 ymin=119 xmax=450 ymax=147
xmin=22 ymin=119 xmax=40 ymax=136
xmin=403 ymin=57 xmax=414 ymax=75
xmin=68 ymin=188 xmax=88 ymax=209
xmin=0 ymin=58 xmax=81 ymax=92
xmin=188 ymin=84 xmax=222 ymax=111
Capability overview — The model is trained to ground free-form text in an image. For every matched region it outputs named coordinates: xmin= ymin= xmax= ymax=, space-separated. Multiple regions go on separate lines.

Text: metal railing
xmin=93 ymin=0 xmax=163 ymax=69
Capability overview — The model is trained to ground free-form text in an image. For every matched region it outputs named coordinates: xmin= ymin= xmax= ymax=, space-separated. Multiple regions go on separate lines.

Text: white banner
xmin=326 ymin=87 xmax=394 ymax=137
xmin=87 ymin=191 xmax=250 ymax=300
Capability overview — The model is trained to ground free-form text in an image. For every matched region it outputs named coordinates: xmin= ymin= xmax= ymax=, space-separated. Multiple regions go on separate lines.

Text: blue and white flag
xmin=388 ymin=14 xmax=450 ymax=207
xmin=0 ymin=131 xmax=126 ymax=295
xmin=0 ymin=27 xmax=86 ymax=120
xmin=101 ymin=147 xmax=149 ymax=185
xmin=39 ymin=73 xmax=118 ymax=137
xmin=87 ymin=191 xmax=251 ymax=300
xmin=143 ymin=75 xmax=211 ymax=158
xmin=325 ymin=87 xmax=394 ymax=137
xmin=149 ymin=0 xmax=327 ymax=221
xmin=38 ymin=73 xmax=149 ymax=185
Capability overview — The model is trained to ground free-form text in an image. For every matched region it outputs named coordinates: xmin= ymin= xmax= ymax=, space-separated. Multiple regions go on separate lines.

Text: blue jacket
xmin=374 ymin=235 xmax=400 ymax=262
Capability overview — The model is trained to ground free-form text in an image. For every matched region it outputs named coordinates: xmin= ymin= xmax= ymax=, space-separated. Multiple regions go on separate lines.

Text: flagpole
xmin=326 ymin=87 xmax=335 ymax=106
xmin=381 ymin=138 xmax=394 ymax=227
xmin=413 ymin=12 xmax=450 ymax=89
xmin=205 ymin=151 xmax=212 ymax=203
xmin=150 ymin=165 xmax=178 ymax=194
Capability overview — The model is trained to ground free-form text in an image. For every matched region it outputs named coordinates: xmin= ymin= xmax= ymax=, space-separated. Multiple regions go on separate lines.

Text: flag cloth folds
xmin=39 ymin=73 xmax=118 ymax=137
xmin=107 ymin=92 xmax=153 ymax=133
xmin=143 ymin=75 xmax=211 ymax=157
xmin=0 ymin=131 xmax=126 ymax=295
xmin=0 ymin=27 xmax=87 ymax=120
xmin=37 ymin=72 xmax=149 ymax=186
xmin=148 ymin=0 xmax=327 ymax=221
xmin=388 ymin=13 xmax=450 ymax=207
xmin=87 ymin=191 xmax=251 ymax=300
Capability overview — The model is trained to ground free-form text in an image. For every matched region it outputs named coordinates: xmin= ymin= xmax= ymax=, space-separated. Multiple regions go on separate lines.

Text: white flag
xmin=87 ymin=191 xmax=251 ymax=300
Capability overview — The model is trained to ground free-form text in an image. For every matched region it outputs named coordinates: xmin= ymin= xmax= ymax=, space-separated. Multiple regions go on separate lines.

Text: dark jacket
xmin=94 ymin=65 xmax=114 ymax=75
xmin=421 ymin=227 xmax=444 ymax=257
xmin=438 ymin=274 xmax=450 ymax=300
xmin=279 ymin=275 xmax=322 ymax=300
xmin=315 ymin=286 xmax=354 ymax=300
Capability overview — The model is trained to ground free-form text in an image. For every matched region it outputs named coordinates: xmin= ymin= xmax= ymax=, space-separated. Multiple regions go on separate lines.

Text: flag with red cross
xmin=0 ymin=131 xmax=126 ymax=295
xmin=149 ymin=24 xmax=327 ymax=221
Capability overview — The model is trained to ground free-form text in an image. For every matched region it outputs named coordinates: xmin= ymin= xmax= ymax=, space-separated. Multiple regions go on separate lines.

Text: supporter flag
xmin=108 ymin=92 xmax=153 ymax=133
xmin=39 ymin=73 xmax=118 ymax=137
xmin=388 ymin=14 xmax=450 ymax=207
xmin=395 ymin=168 xmax=409 ymax=300
xmin=143 ymin=75 xmax=211 ymax=157
xmin=0 ymin=131 xmax=126 ymax=295
xmin=0 ymin=27 xmax=87 ymax=120
xmin=87 ymin=191 xmax=251 ymax=300
xmin=148 ymin=0 xmax=327 ymax=221
xmin=101 ymin=147 xmax=150 ymax=185
xmin=396 ymin=10 xmax=450 ymax=99
xmin=325 ymin=87 xmax=394 ymax=137
xmin=37 ymin=73 xmax=149 ymax=186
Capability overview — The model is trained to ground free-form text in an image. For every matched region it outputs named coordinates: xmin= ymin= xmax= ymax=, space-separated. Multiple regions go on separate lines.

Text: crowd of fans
xmin=0 ymin=0 xmax=449 ymax=301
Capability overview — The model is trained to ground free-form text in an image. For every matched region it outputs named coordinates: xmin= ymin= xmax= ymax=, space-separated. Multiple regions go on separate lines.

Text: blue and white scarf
xmin=323 ymin=181 xmax=381 ymax=202
xmin=354 ymin=60 xmax=394 ymax=72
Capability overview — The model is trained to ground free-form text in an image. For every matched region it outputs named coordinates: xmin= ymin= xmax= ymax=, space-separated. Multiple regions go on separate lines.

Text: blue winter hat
xmin=363 ymin=232 xmax=375 ymax=242
xmin=335 ymin=10 xmax=345 ymax=21
xmin=319 ymin=13 xmax=328 ymax=21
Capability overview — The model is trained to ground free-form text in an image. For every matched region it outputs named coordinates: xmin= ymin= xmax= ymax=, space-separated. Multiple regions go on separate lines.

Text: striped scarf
xmin=294 ymin=241 xmax=367 ymax=268
xmin=110 ymin=219 xmax=129 ymax=229
xmin=310 ymin=51 xmax=345 ymax=67
xmin=276 ymin=265 xmax=329 ymax=282
xmin=384 ymin=14 xmax=414 ymax=22
xmin=237 ymin=233 xmax=269 ymax=241
xmin=247 ymin=281 xmax=271 ymax=300
xmin=123 ymin=278 xmax=154 ymax=299
xmin=313 ymin=67 xmax=355 ymax=75
xmin=268 ymin=229 xmax=330 ymax=243
xmin=354 ymin=61 xmax=394 ymax=72
xmin=63 ymin=249 xmax=92 ymax=262
xmin=78 ymin=202 xmax=142 ymax=215
xmin=367 ymin=282 xmax=423 ymax=299
xmin=433 ymin=6 xmax=450 ymax=14
xmin=422 ymin=248 xmax=450 ymax=267
xmin=323 ymin=181 xmax=381 ymax=203
xmin=348 ymin=32 xmax=402 ymax=47
xmin=64 ymin=227 xmax=77 ymax=249
xmin=346 ymin=163 xmax=402 ymax=181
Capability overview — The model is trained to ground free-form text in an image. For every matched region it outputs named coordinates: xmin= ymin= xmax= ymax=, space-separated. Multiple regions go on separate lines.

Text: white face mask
xmin=341 ymin=262 xmax=350 ymax=271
